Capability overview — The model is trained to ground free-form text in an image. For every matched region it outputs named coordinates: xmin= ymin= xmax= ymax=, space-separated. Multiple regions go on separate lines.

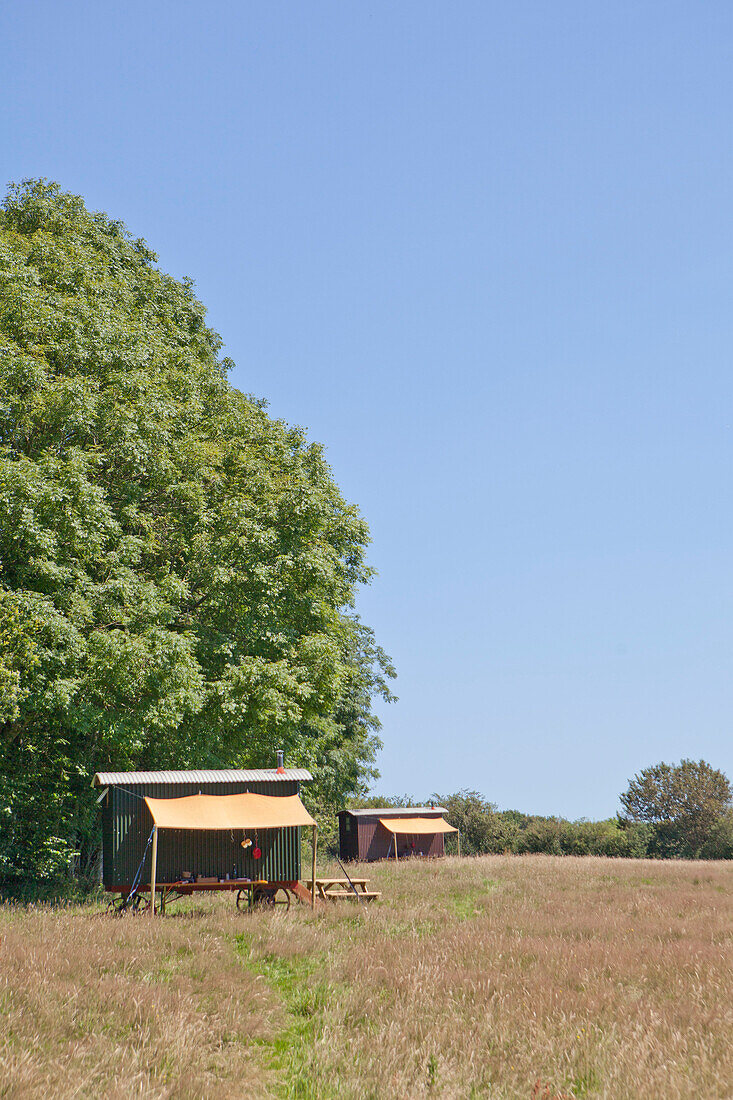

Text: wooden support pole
xmin=311 ymin=824 xmax=317 ymax=911
xmin=395 ymin=835 xmax=398 ymax=863
xmin=457 ymin=830 xmax=461 ymax=858
xmin=149 ymin=825 xmax=158 ymax=917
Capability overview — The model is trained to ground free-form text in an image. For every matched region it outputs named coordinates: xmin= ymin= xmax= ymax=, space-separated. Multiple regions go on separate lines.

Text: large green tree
xmin=0 ymin=180 xmax=394 ymax=881
xmin=619 ymin=759 xmax=732 ymax=858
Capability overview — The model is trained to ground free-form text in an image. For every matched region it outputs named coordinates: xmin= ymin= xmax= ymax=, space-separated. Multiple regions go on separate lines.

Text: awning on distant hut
xmin=378 ymin=816 xmax=457 ymax=835
xmin=144 ymin=791 xmax=316 ymax=830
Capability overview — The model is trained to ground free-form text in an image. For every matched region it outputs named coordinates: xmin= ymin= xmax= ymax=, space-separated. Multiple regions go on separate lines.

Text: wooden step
xmin=321 ymin=890 xmax=381 ymax=900
xmin=290 ymin=881 xmax=315 ymax=906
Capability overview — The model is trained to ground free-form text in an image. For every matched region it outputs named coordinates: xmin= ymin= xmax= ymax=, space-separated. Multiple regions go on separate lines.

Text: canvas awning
xmin=378 ymin=816 xmax=457 ymax=835
xmin=144 ymin=791 xmax=316 ymax=830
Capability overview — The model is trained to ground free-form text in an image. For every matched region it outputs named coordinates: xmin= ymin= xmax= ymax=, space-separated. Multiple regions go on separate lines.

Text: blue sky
xmin=4 ymin=2 xmax=733 ymax=817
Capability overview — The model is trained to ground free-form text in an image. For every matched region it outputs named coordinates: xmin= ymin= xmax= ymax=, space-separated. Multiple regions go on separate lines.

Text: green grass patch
xmin=234 ymin=936 xmax=340 ymax=1099
xmin=448 ymin=878 xmax=497 ymax=920
xmin=570 ymin=1066 xmax=602 ymax=1096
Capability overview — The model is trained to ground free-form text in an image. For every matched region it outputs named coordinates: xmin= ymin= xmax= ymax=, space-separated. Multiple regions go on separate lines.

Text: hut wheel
xmin=236 ymin=886 xmax=291 ymax=912
xmin=254 ymin=886 xmax=290 ymax=911
xmin=107 ymin=891 xmax=147 ymax=916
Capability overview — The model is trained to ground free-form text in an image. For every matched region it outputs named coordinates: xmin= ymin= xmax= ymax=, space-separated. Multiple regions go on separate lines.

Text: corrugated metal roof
xmin=340 ymin=806 xmax=447 ymax=817
xmin=93 ymin=768 xmax=313 ymax=787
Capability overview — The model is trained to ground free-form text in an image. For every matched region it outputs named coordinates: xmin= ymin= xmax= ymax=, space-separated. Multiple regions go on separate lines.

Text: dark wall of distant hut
xmin=338 ymin=813 xmax=445 ymax=861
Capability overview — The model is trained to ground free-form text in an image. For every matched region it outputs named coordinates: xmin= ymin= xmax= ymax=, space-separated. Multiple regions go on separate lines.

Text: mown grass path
xmin=1 ymin=856 xmax=732 ymax=1098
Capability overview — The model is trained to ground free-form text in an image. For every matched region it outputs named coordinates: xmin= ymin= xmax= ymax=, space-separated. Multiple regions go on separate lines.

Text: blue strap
xmin=125 ymin=828 xmax=155 ymax=907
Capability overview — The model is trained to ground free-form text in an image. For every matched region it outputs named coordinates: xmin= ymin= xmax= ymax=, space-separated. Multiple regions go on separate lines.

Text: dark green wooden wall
xmin=101 ymin=779 xmax=304 ymax=888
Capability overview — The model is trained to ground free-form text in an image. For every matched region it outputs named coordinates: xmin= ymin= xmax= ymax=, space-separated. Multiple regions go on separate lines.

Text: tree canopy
xmin=619 ymin=759 xmax=732 ymax=858
xmin=0 ymin=179 xmax=394 ymax=881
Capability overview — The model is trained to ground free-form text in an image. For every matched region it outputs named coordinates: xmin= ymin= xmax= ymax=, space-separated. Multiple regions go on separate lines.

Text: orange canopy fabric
xmin=378 ymin=816 xmax=457 ymax=835
xmin=144 ymin=791 xmax=316 ymax=830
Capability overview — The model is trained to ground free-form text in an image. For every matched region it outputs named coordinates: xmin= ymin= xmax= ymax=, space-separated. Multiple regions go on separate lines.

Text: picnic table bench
xmin=315 ymin=877 xmax=381 ymax=902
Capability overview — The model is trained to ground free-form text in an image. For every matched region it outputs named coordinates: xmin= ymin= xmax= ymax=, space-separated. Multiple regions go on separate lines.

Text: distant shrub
xmin=348 ymin=794 xmax=419 ymax=811
xmin=616 ymin=820 xmax=654 ymax=858
xmin=432 ymin=791 xmax=520 ymax=855
xmin=699 ymin=809 xmax=733 ymax=860
xmin=340 ymin=776 xmax=732 ymax=861
xmin=508 ymin=815 xmax=653 ymax=858
xmin=513 ymin=816 xmax=564 ymax=855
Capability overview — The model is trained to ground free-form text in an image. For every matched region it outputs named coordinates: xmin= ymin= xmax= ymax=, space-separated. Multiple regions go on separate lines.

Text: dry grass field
xmin=1 ymin=855 xmax=732 ymax=1099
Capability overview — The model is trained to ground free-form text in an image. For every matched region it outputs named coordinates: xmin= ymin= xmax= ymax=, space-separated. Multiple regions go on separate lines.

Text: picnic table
xmin=315 ymin=877 xmax=381 ymax=902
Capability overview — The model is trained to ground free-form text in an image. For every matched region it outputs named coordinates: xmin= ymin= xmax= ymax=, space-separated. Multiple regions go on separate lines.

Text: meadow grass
xmin=1 ymin=855 xmax=731 ymax=1098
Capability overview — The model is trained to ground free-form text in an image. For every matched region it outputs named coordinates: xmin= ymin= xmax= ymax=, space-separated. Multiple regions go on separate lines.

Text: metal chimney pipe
xmin=276 ymin=749 xmax=284 ymax=772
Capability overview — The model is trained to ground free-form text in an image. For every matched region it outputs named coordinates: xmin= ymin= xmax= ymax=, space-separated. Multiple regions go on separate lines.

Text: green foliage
xmin=0 ymin=180 xmax=394 ymax=881
xmin=422 ymin=763 xmax=733 ymax=861
xmin=341 ymin=762 xmax=733 ymax=863
xmin=401 ymin=763 xmax=733 ymax=861
xmin=0 ymin=589 xmax=38 ymax=723
xmin=348 ymin=792 xmax=418 ymax=811
xmin=433 ymin=790 xmax=520 ymax=855
xmin=619 ymin=759 xmax=732 ymax=858
xmin=513 ymin=816 xmax=651 ymax=858
xmin=296 ymin=617 xmax=396 ymax=809
xmin=356 ymin=792 xmax=655 ymax=858
xmin=699 ymin=809 xmax=733 ymax=860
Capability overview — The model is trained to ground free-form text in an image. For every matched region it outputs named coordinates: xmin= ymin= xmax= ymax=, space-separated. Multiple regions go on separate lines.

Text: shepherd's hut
xmin=94 ymin=753 xmax=317 ymax=912
xmin=338 ymin=806 xmax=459 ymax=862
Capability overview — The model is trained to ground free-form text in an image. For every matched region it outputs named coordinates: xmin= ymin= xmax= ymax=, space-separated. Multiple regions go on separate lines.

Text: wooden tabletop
xmin=163 ymin=879 xmax=269 ymax=892
xmin=316 ymin=877 xmax=369 ymax=886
